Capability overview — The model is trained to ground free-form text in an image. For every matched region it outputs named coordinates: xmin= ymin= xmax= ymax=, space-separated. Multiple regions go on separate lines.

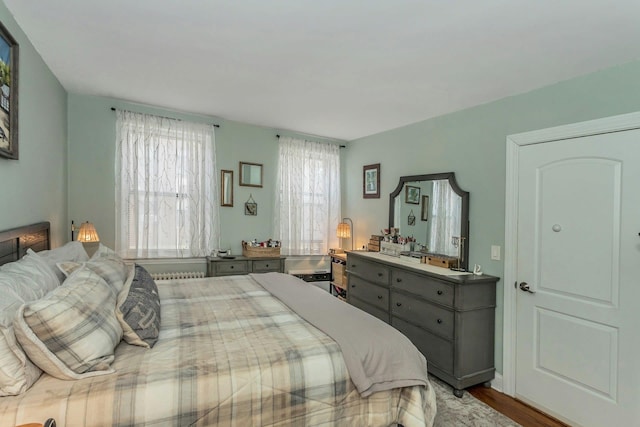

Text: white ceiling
xmin=5 ymin=1 xmax=640 ymax=141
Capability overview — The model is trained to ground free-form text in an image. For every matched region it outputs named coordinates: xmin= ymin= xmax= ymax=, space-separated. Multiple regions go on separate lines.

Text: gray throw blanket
xmin=251 ymin=272 xmax=429 ymax=397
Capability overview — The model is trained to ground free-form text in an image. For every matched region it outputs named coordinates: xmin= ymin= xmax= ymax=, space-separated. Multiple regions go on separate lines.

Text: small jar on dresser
xmin=346 ymin=251 xmax=499 ymax=397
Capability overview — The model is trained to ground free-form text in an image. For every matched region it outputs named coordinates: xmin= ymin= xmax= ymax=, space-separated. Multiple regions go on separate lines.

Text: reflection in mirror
xmin=221 ymin=170 xmax=233 ymax=207
xmin=389 ymin=172 xmax=469 ymax=270
xmin=239 ymin=162 xmax=263 ymax=187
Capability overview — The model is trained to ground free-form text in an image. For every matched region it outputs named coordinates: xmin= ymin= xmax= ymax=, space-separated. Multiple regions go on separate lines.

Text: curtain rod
xmin=276 ymin=134 xmax=346 ymax=148
xmin=110 ymin=107 xmax=220 ymax=128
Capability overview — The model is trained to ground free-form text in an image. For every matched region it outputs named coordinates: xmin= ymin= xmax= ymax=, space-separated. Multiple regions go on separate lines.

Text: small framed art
xmin=0 ymin=21 xmax=19 ymax=160
xmin=421 ymin=195 xmax=429 ymax=221
xmin=244 ymin=194 xmax=257 ymax=216
xmin=405 ymin=185 xmax=420 ymax=204
xmin=363 ymin=163 xmax=380 ymax=199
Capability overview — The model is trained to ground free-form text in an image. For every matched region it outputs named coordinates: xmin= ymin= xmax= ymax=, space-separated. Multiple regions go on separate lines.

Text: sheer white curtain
xmin=115 ymin=110 xmax=219 ymax=258
xmin=428 ymin=180 xmax=461 ymax=256
xmin=273 ymin=137 xmax=340 ymax=255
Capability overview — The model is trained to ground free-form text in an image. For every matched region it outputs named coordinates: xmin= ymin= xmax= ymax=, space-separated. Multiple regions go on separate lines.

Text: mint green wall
xmin=344 ymin=59 xmax=640 ymax=373
xmin=67 ymin=93 xmax=343 ymax=255
xmin=0 ymin=3 xmax=67 ymax=245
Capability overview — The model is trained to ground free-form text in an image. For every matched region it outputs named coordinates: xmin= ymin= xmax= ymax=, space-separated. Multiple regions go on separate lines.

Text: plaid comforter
xmin=1 ymin=275 xmax=436 ymax=426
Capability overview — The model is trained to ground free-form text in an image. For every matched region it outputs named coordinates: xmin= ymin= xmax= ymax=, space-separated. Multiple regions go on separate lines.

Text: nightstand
xmin=329 ymin=253 xmax=348 ymax=300
xmin=206 ymin=256 xmax=285 ymax=277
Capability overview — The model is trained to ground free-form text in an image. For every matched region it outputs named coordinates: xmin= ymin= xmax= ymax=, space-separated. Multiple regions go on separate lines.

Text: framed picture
xmin=244 ymin=202 xmax=257 ymax=216
xmin=421 ymin=195 xmax=429 ymax=221
xmin=363 ymin=163 xmax=380 ymax=198
xmin=239 ymin=162 xmax=263 ymax=187
xmin=244 ymin=193 xmax=257 ymax=216
xmin=221 ymin=170 xmax=233 ymax=207
xmin=405 ymin=185 xmax=420 ymax=204
xmin=408 ymin=210 xmax=416 ymax=226
xmin=0 ymin=22 xmax=19 ymax=160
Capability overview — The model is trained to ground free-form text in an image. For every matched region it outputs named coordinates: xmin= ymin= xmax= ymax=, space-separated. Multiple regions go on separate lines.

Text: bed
xmin=0 ymin=222 xmax=437 ymax=426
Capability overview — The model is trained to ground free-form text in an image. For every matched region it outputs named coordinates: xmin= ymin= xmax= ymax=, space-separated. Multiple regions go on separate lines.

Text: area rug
xmin=431 ymin=375 xmax=521 ymax=427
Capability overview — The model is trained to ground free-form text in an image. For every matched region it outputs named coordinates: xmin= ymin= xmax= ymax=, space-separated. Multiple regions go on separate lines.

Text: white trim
xmin=490 ymin=372 xmax=504 ymax=393
xmin=503 ymin=110 xmax=640 ymax=398
xmin=502 ymin=139 xmax=519 ymax=396
xmin=508 ymin=111 xmax=640 ymax=146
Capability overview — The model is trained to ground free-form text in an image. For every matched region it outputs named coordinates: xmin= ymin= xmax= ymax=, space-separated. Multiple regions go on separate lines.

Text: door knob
xmin=518 ymin=282 xmax=535 ymax=294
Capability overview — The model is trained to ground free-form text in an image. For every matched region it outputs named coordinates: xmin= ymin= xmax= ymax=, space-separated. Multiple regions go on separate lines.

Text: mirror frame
xmin=239 ymin=161 xmax=263 ymax=188
xmin=389 ymin=172 xmax=469 ymax=270
xmin=221 ymin=169 xmax=234 ymax=207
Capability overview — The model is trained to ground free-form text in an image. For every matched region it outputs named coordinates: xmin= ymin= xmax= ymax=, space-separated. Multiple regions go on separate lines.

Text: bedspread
xmin=1 ymin=274 xmax=436 ymax=426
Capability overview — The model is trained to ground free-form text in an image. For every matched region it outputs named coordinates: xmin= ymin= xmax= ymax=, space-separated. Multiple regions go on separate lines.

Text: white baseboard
xmin=490 ymin=372 xmax=504 ymax=393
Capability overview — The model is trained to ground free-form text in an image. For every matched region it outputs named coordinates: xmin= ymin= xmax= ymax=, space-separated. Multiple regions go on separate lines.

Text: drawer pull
xmin=351 ymin=264 xmax=356 ymax=268
xmin=351 ymin=284 xmax=356 ymax=288
xmin=396 ymin=302 xmax=402 ymax=307
xmin=437 ymin=319 xmax=443 ymax=324
xmin=377 ymin=295 xmax=383 ymax=299
xmin=265 ymin=264 xmax=269 ymax=267
xmin=377 ymin=272 xmax=383 ymax=277
xmin=230 ymin=266 xmax=234 ymax=269
xmin=437 ymin=290 xmax=443 ymax=295
xmin=396 ymin=278 xmax=402 ymax=283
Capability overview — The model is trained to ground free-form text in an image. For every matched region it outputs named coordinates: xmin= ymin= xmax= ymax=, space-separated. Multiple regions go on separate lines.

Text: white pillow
xmin=0 ymin=253 xmax=60 ymax=396
xmin=28 ymin=241 xmax=89 ymax=283
xmin=56 ymin=244 xmax=129 ymax=293
xmin=14 ymin=266 xmax=123 ymax=380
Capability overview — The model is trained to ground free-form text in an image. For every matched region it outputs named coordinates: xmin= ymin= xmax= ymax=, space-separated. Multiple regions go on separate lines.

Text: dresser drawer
xmin=349 ymin=276 xmax=389 ymax=311
xmin=391 ymin=270 xmax=454 ymax=307
xmin=349 ymin=296 xmax=390 ymax=323
xmin=215 ymin=260 xmax=249 ymax=275
xmin=252 ymin=259 xmax=282 ymax=272
xmin=391 ymin=292 xmax=454 ymax=340
xmin=392 ymin=317 xmax=453 ymax=374
xmin=348 ymin=257 xmax=389 ymax=286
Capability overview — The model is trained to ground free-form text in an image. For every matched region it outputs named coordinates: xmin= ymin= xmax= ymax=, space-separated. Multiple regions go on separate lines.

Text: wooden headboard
xmin=0 ymin=222 xmax=51 ymax=266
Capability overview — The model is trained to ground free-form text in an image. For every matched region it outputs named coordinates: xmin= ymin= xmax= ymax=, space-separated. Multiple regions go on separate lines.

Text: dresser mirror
xmin=389 ymin=172 xmax=469 ymax=270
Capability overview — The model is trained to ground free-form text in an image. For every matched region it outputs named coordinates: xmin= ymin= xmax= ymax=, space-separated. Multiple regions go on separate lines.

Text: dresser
xmin=346 ymin=251 xmax=498 ymax=397
xmin=207 ymin=256 xmax=285 ymax=277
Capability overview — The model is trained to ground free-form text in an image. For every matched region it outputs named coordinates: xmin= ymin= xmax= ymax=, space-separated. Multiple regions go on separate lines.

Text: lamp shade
xmin=77 ymin=222 xmax=100 ymax=243
xmin=336 ymin=222 xmax=351 ymax=239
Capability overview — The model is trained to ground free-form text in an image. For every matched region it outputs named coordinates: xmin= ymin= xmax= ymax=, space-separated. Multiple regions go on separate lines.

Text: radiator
xmin=151 ymin=271 xmax=206 ymax=281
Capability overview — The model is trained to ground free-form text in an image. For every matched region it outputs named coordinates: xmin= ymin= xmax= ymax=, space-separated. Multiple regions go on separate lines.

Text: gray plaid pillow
xmin=14 ymin=267 xmax=123 ymax=380
xmin=57 ymin=256 xmax=128 ymax=293
xmin=115 ymin=265 xmax=161 ymax=348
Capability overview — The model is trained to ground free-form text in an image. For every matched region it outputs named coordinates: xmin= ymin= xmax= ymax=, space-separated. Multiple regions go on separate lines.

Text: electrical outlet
xmin=491 ymin=245 xmax=501 ymax=261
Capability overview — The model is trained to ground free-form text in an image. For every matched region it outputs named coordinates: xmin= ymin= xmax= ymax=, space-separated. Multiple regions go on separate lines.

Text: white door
xmin=515 ymin=129 xmax=640 ymax=426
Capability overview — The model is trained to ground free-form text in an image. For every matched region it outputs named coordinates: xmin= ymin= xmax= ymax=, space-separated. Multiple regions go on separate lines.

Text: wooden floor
xmin=467 ymin=384 xmax=570 ymax=427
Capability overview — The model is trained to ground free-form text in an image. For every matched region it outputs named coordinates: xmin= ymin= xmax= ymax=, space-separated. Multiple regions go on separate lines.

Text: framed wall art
xmin=221 ymin=170 xmax=233 ymax=207
xmin=239 ymin=162 xmax=263 ymax=187
xmin=421 ymin=195 xmax=429 ymax=221
xmin=244 ymin=194 xmax=257 ymax=216
xmin=405 ymin=185 xmax=420 ymax=204
xmin=0 ymin=21 xmax=19 ymax=160
xmin=363 ymin=163 xmax=380 ymax=198
xmin=408 ymin=210 xmax=416 ymax=226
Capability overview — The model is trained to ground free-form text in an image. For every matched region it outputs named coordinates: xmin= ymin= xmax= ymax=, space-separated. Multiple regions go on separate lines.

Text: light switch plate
xmin=491 ymin=245 xmax=501 ymax=261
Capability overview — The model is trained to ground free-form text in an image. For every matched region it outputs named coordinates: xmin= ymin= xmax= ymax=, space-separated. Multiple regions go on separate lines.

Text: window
xmin=115 ymin=110 xmax=219 ymax=258
xmin=273 ymin=137 xmax=340 ymax=255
